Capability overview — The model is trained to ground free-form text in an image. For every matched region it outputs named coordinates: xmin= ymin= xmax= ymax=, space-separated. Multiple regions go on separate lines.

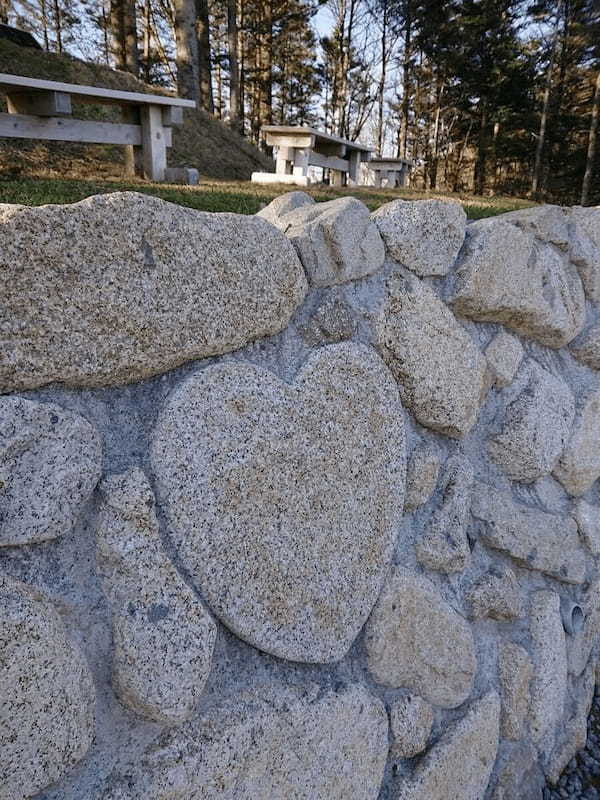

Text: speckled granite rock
xmin=389 ymin=695 xmax=434 ymax=758
xmin=151 ymin=343 xmax=405 ymax=663
xmin=395 ymin=692 xmax=500 ymax=800
xmin=554 ymin=389 xmax=600 ymax=496
xmin=404 ymin=442 xmax=442 ymax=512
xmin=529 ymin=591 xmax=567 ymax=755
xmin=96 ymin=468 xmax=216 ymax=724
xmin=256 ymin=190 xmax=315 ymax=225
xmin=273 ymin=196 xmax=385 ymax=287
xmin=371 ymin=198 xmax=466 ymax=276
xmin=573 ymin=499 xmax=600 ymax=555
xmin=365 ymin=566 xmax=476 ymax=708
xmin=500 ymin=205 xmax=569 ymax=246
xmin=488 ymin=361 xmax=575 ymax=483
xmin=0 ymin=192 xmax=308 ymax=391
xmin=467 ymin=566 xmax=524 ymax=622
xmin=301 ymin=296 xmax=357 ymax=345
xmin=376 ymin=275 xmax=489 ymax=438
xmin=485 ymin=330 xmax=524 ymax=388
xmin=451 ymin=219 xmax=585 ymax=348
xmin=415 ymin=456 xmax=474 ymax=573
xmin=546 ymin=663 xmax=595 ymax=784
xmin=568 ymin=578 xmax=600 ymax=677
xmin=569 ymin=206 xmax=600 ymax=302
xmin=499 ymin=642 xmax=533 ymax=741
xmin=0 ymin=396 xmax=102 ymax=546
xmin=570 ymin=322 xmax=600 ymax=370
xmin=103 ymin=682 xmax=388 ymax=800
xmin=491 ymin=741 xmax=541 ymax=800
xmin=0 ymin=575 xmax=96 ymax=800
xmin=472 ymin=484 xmax=586 ymax=584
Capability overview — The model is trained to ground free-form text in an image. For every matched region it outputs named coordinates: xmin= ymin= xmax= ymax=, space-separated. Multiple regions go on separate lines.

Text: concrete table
xmin=252 ymin=125 xmax=373 ymax=187
xmin=0 ymin=73 xmax=196 ymax=181
xmin=368 ymin=158 xmax=412 ymax=188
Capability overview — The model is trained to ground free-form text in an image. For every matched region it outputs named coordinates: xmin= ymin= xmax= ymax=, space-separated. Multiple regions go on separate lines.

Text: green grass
xmin=0 ymin=175 xmax=536 ymax=219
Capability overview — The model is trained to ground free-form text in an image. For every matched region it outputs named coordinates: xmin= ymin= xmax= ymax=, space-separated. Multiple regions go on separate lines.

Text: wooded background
xmin=1 ymin=0 xmax=599 ymax=204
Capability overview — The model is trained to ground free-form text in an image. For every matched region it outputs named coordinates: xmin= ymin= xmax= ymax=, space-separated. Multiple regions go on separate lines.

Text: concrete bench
xmin=0 ymin=73 xmax=196 ymax=181
xmin=252 ymin=125 xmax=373 ymax=187
xmin=368 ymin=158 xmax=412 ymax=188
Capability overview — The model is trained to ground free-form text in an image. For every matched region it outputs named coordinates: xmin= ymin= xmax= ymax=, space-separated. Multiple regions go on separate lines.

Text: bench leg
xmin=348 ymin=151 xmax=361 ymax=185
xmin=276 ymin=146 xmax=294 ymax=175
xmin=293 ymin=148 xmax=310 ymax=178
xmin=330 ymin=169 xmax=344 ymax=187
xmin=140 ymin=105 xmax=167 ymax=182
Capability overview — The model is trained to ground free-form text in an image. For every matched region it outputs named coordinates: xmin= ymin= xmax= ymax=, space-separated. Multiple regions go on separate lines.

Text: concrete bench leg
xmin=140 ymin=105 xmax=167 ymax=182
xmin=293 ymin=148 xmax=310 ymax=178
xmin=330 ymin=169 xmax=344 ymax=187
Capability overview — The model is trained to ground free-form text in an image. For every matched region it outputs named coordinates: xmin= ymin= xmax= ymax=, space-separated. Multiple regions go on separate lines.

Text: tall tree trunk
xmin=474 ymin=99 xmax=488 ymax=195
xmin=196 ymin=0 xmax=214 ymax=113
xmin=398 ymin=0 xmax=412 ymax=159
xmin=258 ymin=0 xmax=272 ymax=147
xmin=0 ymin=0 xmax=9 ymax=24
xmin=53 ymin=0 xmax=63 ymax=52
xmin=110 ymin=0 xmax=139 ymax=177
xmin=338 ymin=0 xmax=356 ymax=137
xmin=142 ymin=0 xmax=151 ymax=79
xmin=429 ymin=81 xmax=444 ymax=189
xmin=532 ymin=0 xmax=562 ymax=198
xmin=541 ymin=0 xmax=571 ymax=196
xmin=110 ymin=0 xmax=139 ymax=74
xmin=237 ymin=0 xmax=245 ymax=133
xmin=173 ymin=0 xmax=200 ymax=103
xmin=581 ymin=70 xmax=600 ymax=206
xmin=227 ymin=0 xmax=241 ymax=131
xmin=40 ymin=0 xmax=50 ymax=49
xmin=376 ymin=0 xmax=388 ymax=155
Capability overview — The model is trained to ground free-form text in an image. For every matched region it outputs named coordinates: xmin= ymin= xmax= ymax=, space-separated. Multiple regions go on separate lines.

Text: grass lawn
xmin=0 ymin=175 xmax=536 ymax=219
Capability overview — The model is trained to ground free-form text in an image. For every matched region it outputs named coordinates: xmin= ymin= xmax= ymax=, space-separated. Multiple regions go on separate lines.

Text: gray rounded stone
xmin=104 ymin=681 xmax=389 ymax=800
xmin=389 ymin=694 xmax=434 ymax=758
xmin=151 ymin=342 xmax=406 ymax=663
xmin=0 ymin=192 xmax=308 ymax=391
xmin=97 ymin=468 xmax=217 ymax=724
xmin=364 ymin=566 xmax=477 ymax=708
xmin=0 ymin=575 xmax=96 ymax=800
xmin=371 ymin=198 xmax=467 ymax=276
xmin=0 ymin=396 xmax=102 ymax=547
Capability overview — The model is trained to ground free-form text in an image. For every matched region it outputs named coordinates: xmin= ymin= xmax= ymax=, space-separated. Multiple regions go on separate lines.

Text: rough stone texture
xmin=375 ymin=275 xmax=489 ymax=438
xmin=467 ymin=566 xmax=524 ymax=622
xmin=484 ymin=330 xmax=524 ymax=388
xmin=0 ymin=575 xmax=96 ymax=800
xmin=570 ymin=322 xmax=600 ymax=370
xmin=488 ymin=361 xmax=575 ymax=483
xmin=546 ymin=662 xmax=595 ymax=784
xmin=0 ymin=192 xmax=308 ymax=392
xmin=256 ymin=190 xmax=315 ymax=225
xmin=573 ymin=499 xmax=600 ymax=555
xmin=450 ymin=219 xmax=585 ymax=348
xmin=151 ymin=343 xmax=405 ymax=663
xmin=471 ymin=483 xmax=586 ymax=584
xmin=371 ymin=198 xmax=467 ymax=276
xmin=0 ymin=396 xmax=102 ymax=546
xmin=568 ymin=578 xmax=600 ymax=677
xmin=389 ymin=695 xmax=434 ymax=759
xmin=395 ymin=692 xmax=500 ymax=800
xmin=553 ymin=389 xmax=600 ymax=496
xmin=365 ymin=566 xmax=476 ymax=708
xmin=499 ymin=642 xmax=533 ymax=741
xmin=273 ymin=196 xmax=385 ymax=287
xmin=529 ymin=591 xmax=568 ymax=755
xmin=104 ymin=682 xmax=388 ymax=800
xmin=96 ymin=468 xmax=217 ymax=724
xmin=415 ymin=457 xmax=474 ymax=573
xmin=569 ymin=206 xmax=600 ymax=302
xmin=490 ymin=741 xmax=542 ymax=800
xmin=500 ymin=205 xmax=570 ymax=247
xmin=301 ymin=296 xmax=357 ymax=346
xmin=404 ymin=442 xmax=441 ymax=512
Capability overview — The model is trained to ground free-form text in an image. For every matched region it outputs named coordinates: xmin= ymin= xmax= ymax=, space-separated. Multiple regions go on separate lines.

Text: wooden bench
xmin=252 ymin=125 xmax=373 ymax=187
xmin=0 ymin=73 xmax=196 ymax=181
xmin=367 ymin=157 xmax=413 ymax=188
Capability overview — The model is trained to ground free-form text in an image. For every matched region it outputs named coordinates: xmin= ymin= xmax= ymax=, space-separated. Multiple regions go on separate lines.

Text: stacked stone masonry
xmin=1 ymin=190 xmax=600 ymax=799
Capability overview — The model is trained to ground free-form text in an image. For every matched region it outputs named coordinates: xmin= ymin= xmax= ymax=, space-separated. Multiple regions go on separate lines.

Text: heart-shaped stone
xmin=151 ymin=343 xmax=405 ymax=663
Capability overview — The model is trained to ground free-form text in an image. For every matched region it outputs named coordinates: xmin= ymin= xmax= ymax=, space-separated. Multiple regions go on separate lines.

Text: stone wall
xmin=1 ymin=190 xmax=600 ymax=800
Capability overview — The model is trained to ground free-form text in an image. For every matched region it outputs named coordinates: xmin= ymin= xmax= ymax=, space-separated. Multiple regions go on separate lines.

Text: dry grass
xmin=0 ymin=174 xmax=536 ymax=219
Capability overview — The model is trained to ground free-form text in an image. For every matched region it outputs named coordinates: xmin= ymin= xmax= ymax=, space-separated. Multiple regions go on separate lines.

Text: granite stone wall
xmin=1 ymin=190 xmax=600 ymax=800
